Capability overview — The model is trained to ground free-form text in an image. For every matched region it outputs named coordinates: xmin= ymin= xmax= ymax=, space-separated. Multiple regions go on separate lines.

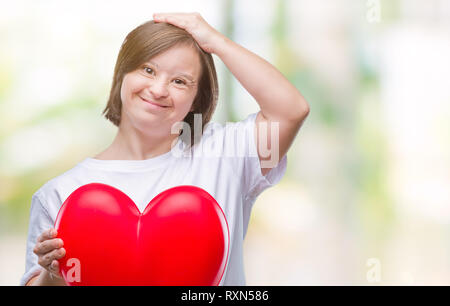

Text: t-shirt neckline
xmin=80 ymin=137 xmax=185 ymax=172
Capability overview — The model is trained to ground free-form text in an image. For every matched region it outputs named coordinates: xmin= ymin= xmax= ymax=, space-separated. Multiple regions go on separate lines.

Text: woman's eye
xmin=144 ymin=67 xmax=154 ymax=74
xmin=174 ymin=79 xmax=186 ymax=85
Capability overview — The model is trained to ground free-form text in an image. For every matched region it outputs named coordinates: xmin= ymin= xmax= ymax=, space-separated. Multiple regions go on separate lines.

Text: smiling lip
xmin=140 ymin=97 xmax=169 ymax=108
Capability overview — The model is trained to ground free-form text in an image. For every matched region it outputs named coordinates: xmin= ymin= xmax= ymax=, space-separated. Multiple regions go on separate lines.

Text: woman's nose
xmin=149 ymin=78 xmax=169 ymax=98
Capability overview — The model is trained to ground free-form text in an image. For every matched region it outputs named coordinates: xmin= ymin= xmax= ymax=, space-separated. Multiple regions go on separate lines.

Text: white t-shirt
xmin=20 ymin=111 xmax=287 ymax=286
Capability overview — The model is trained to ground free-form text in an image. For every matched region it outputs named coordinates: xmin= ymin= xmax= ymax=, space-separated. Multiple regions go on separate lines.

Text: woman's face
xmin=120 ymin=44 xmax=201 ymax=136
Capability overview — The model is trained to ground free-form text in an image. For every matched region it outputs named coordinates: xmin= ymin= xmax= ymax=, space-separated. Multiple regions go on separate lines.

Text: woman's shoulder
xmin=32 ymin=160 xmax=87 ymax=207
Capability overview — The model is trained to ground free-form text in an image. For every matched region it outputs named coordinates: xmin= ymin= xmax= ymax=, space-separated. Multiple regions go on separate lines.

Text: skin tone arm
xmin=212 ymin=34 xmax=309 ymax=175
xmin=153 ymin=13 xmax=310 ymax=175
xmin=213 ymin=31 xmax=309 ymax=121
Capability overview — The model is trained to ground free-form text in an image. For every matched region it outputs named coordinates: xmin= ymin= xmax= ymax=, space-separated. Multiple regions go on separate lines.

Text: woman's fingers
xmin=34 ymin=228 xmax=66 ymax=277
xmin=37 ymin=228 xmax=57 ymax=243
xmin=37 ymin=248 xmax=66 ymax=268
xmin=152 ymin=12 xmax=221 ymax=54
xmin=153 ymin=12 xmax=200 ymax=29
xmin=154 ymin=14 xmax=185 ymax=28
xmin=48 ymin=260 xmax=62 ymax=276
xmin=33 ymin=238 xmax=64 ymax=255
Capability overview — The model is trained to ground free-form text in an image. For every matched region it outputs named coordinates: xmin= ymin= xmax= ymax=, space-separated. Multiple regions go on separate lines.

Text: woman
xmin=23 ymin=12 xmax=309 ymax=286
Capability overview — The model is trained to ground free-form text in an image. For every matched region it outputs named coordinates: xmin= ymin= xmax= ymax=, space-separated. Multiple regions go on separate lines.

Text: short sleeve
xmin=20 ymin=192 xmax=54 ymax=285
xmin=223 ymin=111 xmax=288 ymax=200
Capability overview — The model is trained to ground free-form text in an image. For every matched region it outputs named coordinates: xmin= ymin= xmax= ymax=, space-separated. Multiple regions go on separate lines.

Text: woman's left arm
xmin=214 ymin=31 xmax=310 ymax=122
xmin=154 ymin=12 xmax=310 ymax=175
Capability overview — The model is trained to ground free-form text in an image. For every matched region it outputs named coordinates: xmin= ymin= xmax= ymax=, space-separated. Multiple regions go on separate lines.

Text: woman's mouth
xmin=140 ymin=96 xmax=169 ymax=109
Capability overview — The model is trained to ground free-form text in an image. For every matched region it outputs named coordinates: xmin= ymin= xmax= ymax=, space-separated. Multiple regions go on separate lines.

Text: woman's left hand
xmin=153 ymin=12 xmax=226 ymax=54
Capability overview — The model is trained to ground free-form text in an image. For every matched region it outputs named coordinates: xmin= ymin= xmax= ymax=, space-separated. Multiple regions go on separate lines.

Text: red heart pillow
xmin=54 ymin=183 xmax=229 ymax=286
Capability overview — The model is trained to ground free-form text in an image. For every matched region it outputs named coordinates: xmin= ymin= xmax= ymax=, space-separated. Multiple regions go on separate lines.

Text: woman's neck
xmin=94 ymin=127 xmax=179 ymax=161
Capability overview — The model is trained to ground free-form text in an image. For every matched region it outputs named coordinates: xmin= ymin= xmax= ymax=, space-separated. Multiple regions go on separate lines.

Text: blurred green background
xmin=1 ymin=0 xmax=450 ymax=285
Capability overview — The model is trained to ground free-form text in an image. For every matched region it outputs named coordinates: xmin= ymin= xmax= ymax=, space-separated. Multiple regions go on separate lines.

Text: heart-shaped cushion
xmin=54 ymin=183 xmax=229 ymax=286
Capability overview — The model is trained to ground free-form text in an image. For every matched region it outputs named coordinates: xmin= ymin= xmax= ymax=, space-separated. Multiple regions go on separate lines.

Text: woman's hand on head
xmin=33 ymin=228 xmax=66 ymax=280
xmin=153 ymin=12 xmax=225 ymax=54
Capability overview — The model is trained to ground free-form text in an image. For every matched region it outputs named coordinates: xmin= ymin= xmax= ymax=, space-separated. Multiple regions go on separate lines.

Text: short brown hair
xmin=102 ymin=20 xmax=219 ymax=147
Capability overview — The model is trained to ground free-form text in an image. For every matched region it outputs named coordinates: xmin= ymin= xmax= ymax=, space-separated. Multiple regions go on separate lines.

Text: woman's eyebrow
xmin=179 ymin=73 xmax=195 ymax=82
xmin=145 ymin=60 xmax=195 ymax=81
